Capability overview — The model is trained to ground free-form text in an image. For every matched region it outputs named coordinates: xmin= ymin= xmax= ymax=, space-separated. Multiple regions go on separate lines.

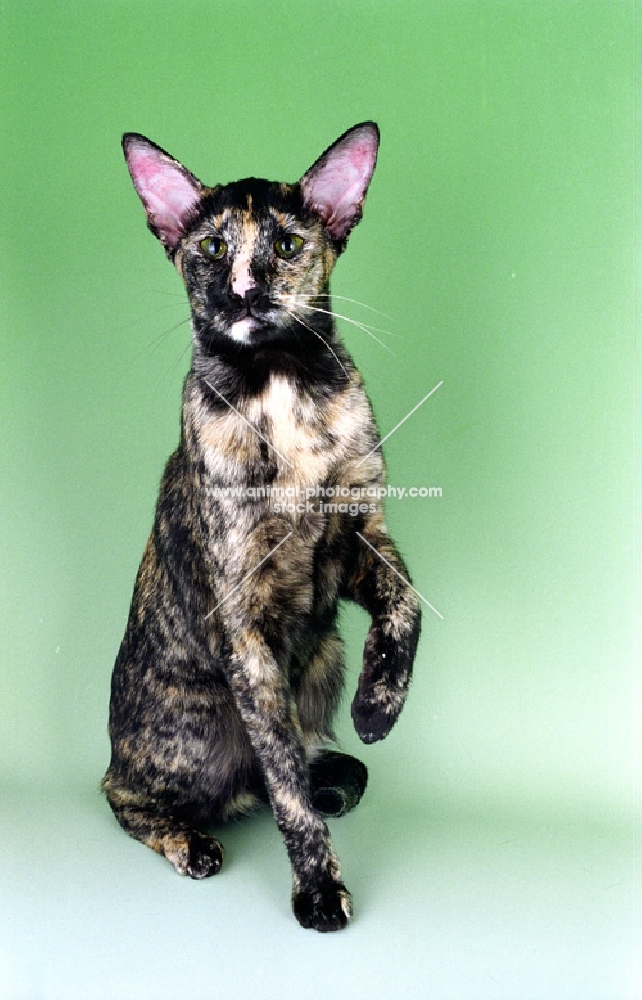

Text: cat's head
xmin=122 ymin=124 xmax=379 ymax=352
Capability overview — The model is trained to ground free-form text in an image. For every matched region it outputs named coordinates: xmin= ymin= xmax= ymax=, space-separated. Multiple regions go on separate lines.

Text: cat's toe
xmin=164 ymin=831 xmax=224 ymax=878
xmin=292 ymin=879 xmax=352 ymax=932
xmin=351 ymin=689 xmax=399 ymax=744
xmin=186 ymin=832 xmax=224 ymax=878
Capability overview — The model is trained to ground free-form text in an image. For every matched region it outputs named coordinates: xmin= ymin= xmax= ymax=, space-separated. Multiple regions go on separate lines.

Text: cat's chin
xmin=227 ymin=317 xmax=264 ymax=345
xmin=222 ymin=317 xmax=296 ymax=349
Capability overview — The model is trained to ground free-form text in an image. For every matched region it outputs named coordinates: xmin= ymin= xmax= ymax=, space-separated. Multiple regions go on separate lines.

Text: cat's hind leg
xmin=309 ymin=750 xmax=368 ymax=817
xmin=294 ymin=630 xmax=368 ymax=817
xmin=102 ymin=770 xmax=224 ymax=879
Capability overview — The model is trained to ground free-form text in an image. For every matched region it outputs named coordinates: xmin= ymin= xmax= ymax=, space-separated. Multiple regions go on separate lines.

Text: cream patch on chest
xmin=196 ymin=373 xmax=377 ymax=492
xmin=250 ymin=375 xmax=332 ymax=480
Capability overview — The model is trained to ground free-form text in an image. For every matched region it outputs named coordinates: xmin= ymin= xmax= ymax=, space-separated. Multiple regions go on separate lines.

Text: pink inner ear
xmin=302 ymin=128 xmax=378 ymax=241
xmin=126 ymin=140 xmax=202 ymax=249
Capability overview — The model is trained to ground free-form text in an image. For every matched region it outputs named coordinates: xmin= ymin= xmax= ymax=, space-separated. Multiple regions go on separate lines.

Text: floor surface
xmin=0 ymin=785 xmax=636 ymax=1000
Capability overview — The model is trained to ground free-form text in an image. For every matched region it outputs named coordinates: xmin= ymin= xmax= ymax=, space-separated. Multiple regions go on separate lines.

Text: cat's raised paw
xmin=351 ymin=623 xmax=414 ymax=743
xmin=351 ymin=692 xmax=400 ymax=743
xmin=292 ymin=878 xmax=352 ymax=933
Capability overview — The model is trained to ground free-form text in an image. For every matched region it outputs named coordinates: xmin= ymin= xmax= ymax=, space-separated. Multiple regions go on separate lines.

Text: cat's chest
xmin=248 ymin=376 xmax=333 ymax=482
xmin=200 ymin=374 xmax=368 ymax=488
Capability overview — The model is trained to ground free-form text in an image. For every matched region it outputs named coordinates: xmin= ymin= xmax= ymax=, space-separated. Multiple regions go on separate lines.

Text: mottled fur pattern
xmin=103 ymin=124 xmax=421 ymax=932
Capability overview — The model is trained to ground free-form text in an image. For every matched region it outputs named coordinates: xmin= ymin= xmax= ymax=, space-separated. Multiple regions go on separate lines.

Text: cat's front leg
xmin=222 ymin=630 xmax=352 ymax=932
xmin=343 ymin=513 xmax=422 ymax=744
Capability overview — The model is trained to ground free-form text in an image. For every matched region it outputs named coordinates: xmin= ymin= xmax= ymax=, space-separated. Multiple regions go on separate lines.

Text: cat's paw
xmin=351 ymin=683 xmax=405 ymax=743
xmin=292 ymin=878 xmax=352 ymax=933
xmin=351 ymin=625 xmax=412 ymax=744
xmin=185 ymin=832 xmax=224 ymax=878
xmin=310 ymin=751 xmax=368 ymax=817
xmin=164 ymin=831 xmax=224 ymax=879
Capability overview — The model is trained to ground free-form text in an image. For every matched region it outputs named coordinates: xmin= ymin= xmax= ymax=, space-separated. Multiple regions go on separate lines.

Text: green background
xmin=0 ymin=1 xmax=637 ymax=997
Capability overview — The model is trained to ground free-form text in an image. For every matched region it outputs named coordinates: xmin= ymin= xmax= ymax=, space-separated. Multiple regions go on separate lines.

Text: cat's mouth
xmin=225 ymin=295 xmax=288 ymax=345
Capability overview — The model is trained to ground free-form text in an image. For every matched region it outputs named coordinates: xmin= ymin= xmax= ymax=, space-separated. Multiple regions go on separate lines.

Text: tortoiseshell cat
xmin=103 ymin=123 xmax=421 ymax=932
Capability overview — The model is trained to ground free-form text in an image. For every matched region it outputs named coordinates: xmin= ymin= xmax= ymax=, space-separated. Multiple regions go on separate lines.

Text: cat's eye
xmin=274 ymin=234 xmax=304 ymax=259
xmin=200 ymin=237 xmax=227 ymax=261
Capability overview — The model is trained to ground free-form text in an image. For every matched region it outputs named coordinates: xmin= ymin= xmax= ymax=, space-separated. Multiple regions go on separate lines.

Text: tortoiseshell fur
xmin=103 ymin=124 xmax=421 ymax=932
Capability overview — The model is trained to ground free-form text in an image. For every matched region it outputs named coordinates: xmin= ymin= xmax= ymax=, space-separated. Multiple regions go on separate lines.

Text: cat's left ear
xmin=300 ymin=122 xmax=379 ymax=245
xmin=122 ymin=134 xmax=204 ymax=253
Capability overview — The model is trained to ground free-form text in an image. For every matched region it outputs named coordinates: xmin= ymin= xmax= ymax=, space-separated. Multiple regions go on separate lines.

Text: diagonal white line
xmin=356 ymin=531 xmax=444 ymax=620
xmin=204 ymin=531 xmax=293 ymax=621
xmin=356 ymin=380 xmax=443 ymax=468
xmin=203 ymin=378 xmax=294 ymax=469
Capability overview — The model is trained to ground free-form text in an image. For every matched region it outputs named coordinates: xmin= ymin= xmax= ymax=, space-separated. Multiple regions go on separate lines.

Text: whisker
xmin=315 ymin=293 xmax=392 ymax=320
xmin=134 ymin=315 xmax=192 ymax=361
xmin=167 ymin=334 xmax=193 ymax=376
xmin=154 ymin=332 xmax=193 ymax=401
xmin=114 ymin=314 xmax=192 ymax=391
xmin=274 ymin=293 xmax=396 ymax=349
xmin=108 ymin=299 xmax=188 ymax=341
xmin=295 ymin=302 xmax=396 ymax=355
xmin=282 ymin=307 xmax=349 ymax=380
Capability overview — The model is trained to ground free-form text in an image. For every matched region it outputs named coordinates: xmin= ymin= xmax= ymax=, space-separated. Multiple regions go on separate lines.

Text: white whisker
xmin=315 ymin=293 xmax=393 ymax=321
xmin=282 ymin=307 xmax=349 ymax=380
xmin=297 ymin=303 xmax=396 ymax=355
xmin=273 ymin=293 xmax=396 ymax=354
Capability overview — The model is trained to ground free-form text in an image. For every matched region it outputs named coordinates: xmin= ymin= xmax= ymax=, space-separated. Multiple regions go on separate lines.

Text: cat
xmin=102 ymin=123 xmax=421 ymax=932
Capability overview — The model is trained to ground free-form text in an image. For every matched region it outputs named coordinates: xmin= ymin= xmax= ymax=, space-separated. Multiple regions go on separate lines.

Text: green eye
xmin=200 ymin=237 xmax=227 ymax=261
xmin=274 ymin=234 xmax=304 ymax=259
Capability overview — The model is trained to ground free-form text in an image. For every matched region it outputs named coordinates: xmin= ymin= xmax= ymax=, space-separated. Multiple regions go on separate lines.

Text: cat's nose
xmin=229 ymin=283 xmax=267 ymax=315
xmin=244 ymin=287 xmax=262 ymax=309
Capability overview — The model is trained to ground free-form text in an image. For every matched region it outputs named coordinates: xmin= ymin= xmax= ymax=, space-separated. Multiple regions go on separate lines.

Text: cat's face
xmin=123 ymin=125 xmax=379 ymax=352
xmin=174 ymin=180 xmax=336 ymax=348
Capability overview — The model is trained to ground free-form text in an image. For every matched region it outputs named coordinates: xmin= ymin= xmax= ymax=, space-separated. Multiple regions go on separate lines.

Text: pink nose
xmin=231 ymin=258 xmax=255 ymax=297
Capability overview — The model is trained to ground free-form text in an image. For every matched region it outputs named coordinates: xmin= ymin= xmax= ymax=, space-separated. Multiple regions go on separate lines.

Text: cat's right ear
xmin=122 ymin=134 xmax=204 ymax=253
